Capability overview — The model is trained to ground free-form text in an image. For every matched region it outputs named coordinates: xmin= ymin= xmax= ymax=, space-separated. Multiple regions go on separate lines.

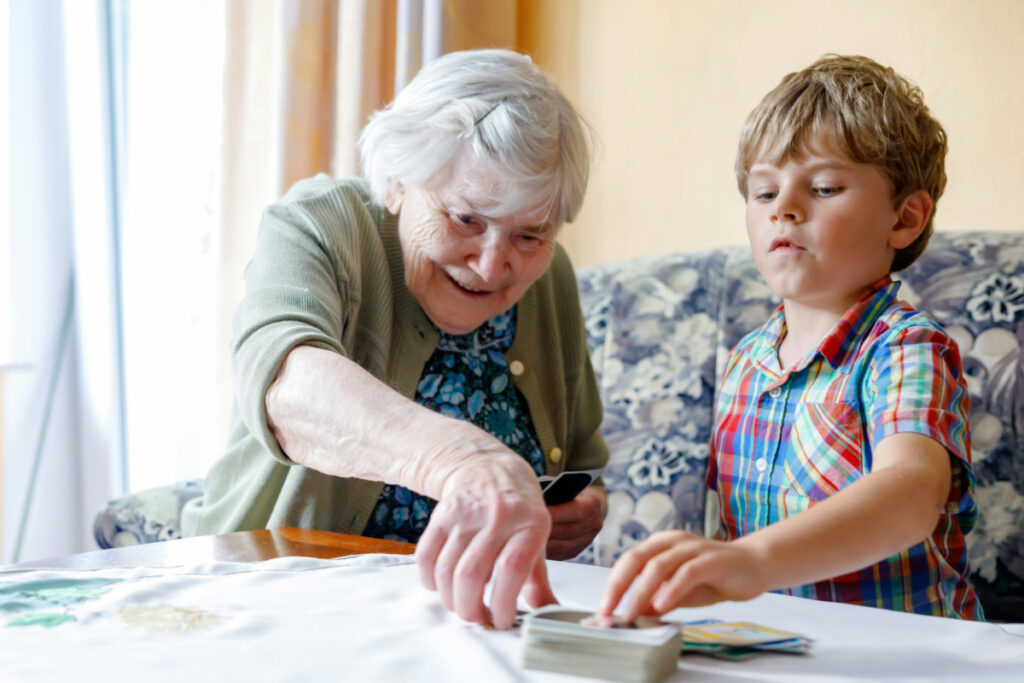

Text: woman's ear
xmin=889 ymin=190 xmax=934 ymax=249
xmin=384 ymin=178 xmax=404 ymax=214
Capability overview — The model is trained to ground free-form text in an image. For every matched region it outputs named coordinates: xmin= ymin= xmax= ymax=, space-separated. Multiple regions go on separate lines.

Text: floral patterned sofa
xmin=95 ymin=231 xmax=1024 ymax=621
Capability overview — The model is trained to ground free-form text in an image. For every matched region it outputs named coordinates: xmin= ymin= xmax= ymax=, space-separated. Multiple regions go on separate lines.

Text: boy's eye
xmin=753 ymin=191 xmax=777 ymax=202
xmin=814 ymin=186 xmax=842 ymax=197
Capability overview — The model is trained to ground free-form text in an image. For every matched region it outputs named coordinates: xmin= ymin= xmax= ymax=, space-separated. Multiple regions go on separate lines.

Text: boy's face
xmin=744 ymin=142 xmax=902 ymax=313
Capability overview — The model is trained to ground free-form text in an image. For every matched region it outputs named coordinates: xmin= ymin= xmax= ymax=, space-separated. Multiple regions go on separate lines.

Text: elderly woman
xmin=182 ymin=49 xmax=608 ymax=630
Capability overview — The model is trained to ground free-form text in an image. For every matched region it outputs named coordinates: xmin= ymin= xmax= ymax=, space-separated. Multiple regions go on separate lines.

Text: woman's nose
xmin=471 ymin=233 xmax=512 ymax=281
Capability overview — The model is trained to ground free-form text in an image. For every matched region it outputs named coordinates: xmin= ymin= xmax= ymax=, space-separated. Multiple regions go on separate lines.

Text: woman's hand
xmin=415 ymin=447 xmax=557 ymax=630
xmin=597 ymin=530 xmax=768 ymax=622
xmin=267 ymin=347 xmax=565 ymax=630
xmin=546 ymin=485 xmax=606 ymax=560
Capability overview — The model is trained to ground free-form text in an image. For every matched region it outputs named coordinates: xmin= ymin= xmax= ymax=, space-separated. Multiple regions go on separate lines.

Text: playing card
xmin=682 ymin=619 xmax=809 ymax=646
xmin=521 ymin=607 xmax=681 ymax=682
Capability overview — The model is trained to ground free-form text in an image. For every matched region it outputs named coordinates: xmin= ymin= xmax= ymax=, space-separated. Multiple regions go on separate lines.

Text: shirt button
xmin=509 ymin=360 xmax=525 ymax=376
xmin=549 ymin=447 xmax=563 ymax=463
xmin=755 ymin=457 xmax=768 ymax=472
xmin=768 ymin=386 xmax=782 ymax=399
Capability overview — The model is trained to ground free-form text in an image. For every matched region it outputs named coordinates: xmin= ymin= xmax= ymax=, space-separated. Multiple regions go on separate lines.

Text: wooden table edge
xmin=0 ymin=528 xmax=416 ymax=571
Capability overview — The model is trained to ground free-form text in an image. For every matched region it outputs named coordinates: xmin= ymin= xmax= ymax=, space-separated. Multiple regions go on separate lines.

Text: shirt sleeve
xmin=865 ymin=322 xmax=977 ymax=527
xmin=232 ymin=180 xmax=364 ymax=464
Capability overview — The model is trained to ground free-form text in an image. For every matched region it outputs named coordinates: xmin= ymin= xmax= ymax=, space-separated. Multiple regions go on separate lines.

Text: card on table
xmin=682 ymin=619 xmax=808 ymax=646
xmin=679 ymin=619 xmax=811 ymax=659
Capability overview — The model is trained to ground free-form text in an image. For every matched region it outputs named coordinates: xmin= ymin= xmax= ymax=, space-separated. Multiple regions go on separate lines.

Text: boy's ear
xmin=889 ymin=190 xmax=933 ymax=249
xmin=384 ymin=178 xmax=404 ymax=214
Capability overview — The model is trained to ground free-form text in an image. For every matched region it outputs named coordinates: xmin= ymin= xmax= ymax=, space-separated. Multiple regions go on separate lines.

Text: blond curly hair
xmin=735 ymin=55 xmax=947 ymax=272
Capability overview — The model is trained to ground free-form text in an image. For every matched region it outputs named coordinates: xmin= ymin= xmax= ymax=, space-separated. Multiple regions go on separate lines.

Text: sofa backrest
xmin=576 ymin=231 xmax=1024 ymax=621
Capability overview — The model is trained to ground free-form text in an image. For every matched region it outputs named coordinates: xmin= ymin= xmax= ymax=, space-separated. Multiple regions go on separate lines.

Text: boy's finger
xmin=651 ymin=558 xmax=704 ymax=612
xmin=623 ymin=544 xmax=701 ymax=620
xmin=659 ymin=582 xmax=720 ymax=609
xmin=597 ymin=552 xmax=647 ymax=615
xmin=653 ymin=553 xmax=728 ymax=610
xmin=597 ymin=535 xmax=678 ymax=615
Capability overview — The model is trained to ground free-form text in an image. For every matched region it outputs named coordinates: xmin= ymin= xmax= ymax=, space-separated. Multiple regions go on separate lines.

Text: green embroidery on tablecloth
xmin=0 ymin=577 xmax=120 ymax=627
xmin=7 ymin=612 xmax=77 ymax=628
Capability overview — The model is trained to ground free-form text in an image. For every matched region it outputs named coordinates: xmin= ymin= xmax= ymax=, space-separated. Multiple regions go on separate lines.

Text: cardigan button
xmin=549 ymin=447 xmax=563 ymax=463
xmin=509 ymin=360 xmax=525 ymax=376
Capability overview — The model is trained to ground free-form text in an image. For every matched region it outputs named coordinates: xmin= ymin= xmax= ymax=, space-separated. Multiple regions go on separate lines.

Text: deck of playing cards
xmin=521 ymin=607 xmax=681 ymax=683
xmin=680 ymin=619 xmax=811 ymax=660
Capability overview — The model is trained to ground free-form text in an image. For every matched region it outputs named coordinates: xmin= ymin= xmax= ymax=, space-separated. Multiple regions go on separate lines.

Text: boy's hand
xmin=597 ymin=530 xmax=768 ymax=622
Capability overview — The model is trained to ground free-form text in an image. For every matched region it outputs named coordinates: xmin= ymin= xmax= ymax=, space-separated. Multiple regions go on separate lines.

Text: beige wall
xmin=519 ymin=0 xmax=1024 ymax=268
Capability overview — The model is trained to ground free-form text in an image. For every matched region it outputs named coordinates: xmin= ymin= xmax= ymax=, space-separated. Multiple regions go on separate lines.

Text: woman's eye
xmin=450 ymin=213 xmax=482 ymax=232
xmin=814 ymin=186 xmax=842 ymax=197
xmin=515 ymin=233 xmax=542 ymax=248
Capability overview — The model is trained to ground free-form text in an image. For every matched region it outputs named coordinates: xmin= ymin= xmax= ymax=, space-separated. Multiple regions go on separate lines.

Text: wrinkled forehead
xmin=427 ymin=154 xmax=559 ymax=227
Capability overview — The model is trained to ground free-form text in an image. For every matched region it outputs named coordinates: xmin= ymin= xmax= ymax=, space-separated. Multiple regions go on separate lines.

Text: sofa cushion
xmin=894 ymin=232 xmax=1024 ymax=621
xmin=575 ymin=250 xmax=726 ymax=566
xmin=94 ymin=480 xmax=204 ymax=549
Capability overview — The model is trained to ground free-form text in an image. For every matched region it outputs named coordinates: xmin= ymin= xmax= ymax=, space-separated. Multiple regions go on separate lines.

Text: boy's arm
xmin=599 ymin=432 xmax=951 ymax=620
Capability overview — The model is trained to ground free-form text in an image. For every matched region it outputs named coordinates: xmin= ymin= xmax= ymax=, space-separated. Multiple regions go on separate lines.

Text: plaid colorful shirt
xmin=708 ymin=276 xmax=983 ymax=619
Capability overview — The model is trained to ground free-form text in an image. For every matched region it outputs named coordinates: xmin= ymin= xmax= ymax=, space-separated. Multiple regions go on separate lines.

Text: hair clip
xmin=474 ymin=100 xmax=505 ymax=126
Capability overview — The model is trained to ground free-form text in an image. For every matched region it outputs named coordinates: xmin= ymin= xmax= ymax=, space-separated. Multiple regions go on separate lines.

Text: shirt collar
xmin=751 ymin=275 xmax=901 ymax=375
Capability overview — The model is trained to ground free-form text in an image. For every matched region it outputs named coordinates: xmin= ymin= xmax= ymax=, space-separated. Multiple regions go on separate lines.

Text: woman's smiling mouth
xmin=446 ymin=272 xmax=492 ymax=297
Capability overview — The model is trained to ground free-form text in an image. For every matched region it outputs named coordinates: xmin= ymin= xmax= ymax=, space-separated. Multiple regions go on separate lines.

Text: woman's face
xmin=392 ymin=176 xmax=557 ymax=336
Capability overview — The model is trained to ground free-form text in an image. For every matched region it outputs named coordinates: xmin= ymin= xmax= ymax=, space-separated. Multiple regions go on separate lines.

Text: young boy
xmin=599 ymin=55 xmax=982 ymax=620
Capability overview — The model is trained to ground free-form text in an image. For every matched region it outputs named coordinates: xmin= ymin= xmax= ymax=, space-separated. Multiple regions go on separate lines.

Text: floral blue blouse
xmin=362 ymin=307 xmax=546 ymax=543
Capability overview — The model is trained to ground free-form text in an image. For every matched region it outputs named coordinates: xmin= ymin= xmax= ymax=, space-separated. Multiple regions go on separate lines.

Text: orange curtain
xmin=279 ymin=0 xmax=339 ymax=191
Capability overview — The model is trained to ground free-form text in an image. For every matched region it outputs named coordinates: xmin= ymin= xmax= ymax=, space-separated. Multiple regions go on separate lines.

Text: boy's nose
xmin=770 ymin=194 xmax=805 ymax=223
xmin=771 ymin=209 xmax=803 ymax=223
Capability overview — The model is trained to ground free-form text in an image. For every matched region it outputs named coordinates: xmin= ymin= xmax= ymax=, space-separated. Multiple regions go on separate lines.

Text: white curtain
xmin=4 ymin=0 xmax=126 ymax=562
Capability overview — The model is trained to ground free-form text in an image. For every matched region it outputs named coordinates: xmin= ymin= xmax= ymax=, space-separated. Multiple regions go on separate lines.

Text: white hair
xmin=359 ymin=49 xmax=592 ymax=225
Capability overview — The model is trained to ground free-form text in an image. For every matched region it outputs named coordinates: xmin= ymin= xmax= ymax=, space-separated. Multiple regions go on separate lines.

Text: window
xmin=1 ymin=0 xmax=9 ymax=365
xmin=120 ymin=1 xmax=227 ymax=490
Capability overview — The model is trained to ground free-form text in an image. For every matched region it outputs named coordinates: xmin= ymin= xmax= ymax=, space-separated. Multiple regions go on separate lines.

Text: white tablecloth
xmin=1 ymin=555 xmax=1021 ymax=681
